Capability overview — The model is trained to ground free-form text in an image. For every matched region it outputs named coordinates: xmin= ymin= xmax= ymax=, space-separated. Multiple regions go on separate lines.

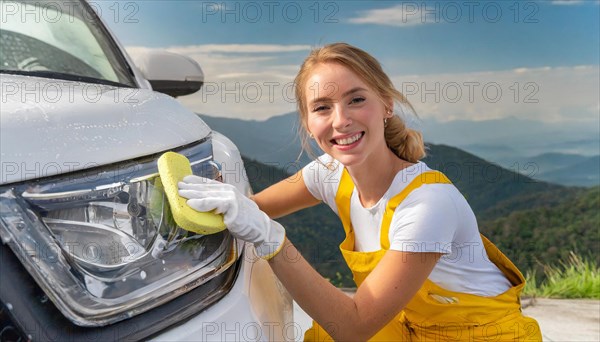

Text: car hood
xmin=0 ymin=74 xmax=211 ymax=185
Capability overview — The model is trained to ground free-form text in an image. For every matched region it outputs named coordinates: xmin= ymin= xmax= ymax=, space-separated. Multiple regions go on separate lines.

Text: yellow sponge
xmin=157 ymin=152 xmax=225 ymax=234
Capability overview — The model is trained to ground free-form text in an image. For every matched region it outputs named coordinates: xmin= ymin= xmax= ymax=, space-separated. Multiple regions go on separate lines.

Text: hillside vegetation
xmin=422 ymin=144 xmax=577 ymax=219
xmin=483 ymin=186 xmax=599 ymax=278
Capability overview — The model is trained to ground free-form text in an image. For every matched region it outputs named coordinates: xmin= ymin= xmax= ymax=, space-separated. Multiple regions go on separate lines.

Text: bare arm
xmin=269 ymin=239 xmax=441 ymax=341
xmin=252 ymin=169 xmax=320 ymax=219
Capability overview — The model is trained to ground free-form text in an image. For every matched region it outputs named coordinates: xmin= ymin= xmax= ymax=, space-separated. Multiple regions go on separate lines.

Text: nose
xmin=332 ymin=105 xmax=352 ymax=129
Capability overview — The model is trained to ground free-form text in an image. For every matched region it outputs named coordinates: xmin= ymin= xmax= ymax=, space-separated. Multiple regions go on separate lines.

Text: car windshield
xmin=0 ymin=0 xmax=136 ymax=87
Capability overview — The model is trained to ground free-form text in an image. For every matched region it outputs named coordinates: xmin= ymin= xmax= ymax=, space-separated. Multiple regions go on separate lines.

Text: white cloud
xmin=550 ymin=0 xmax=584 ymax=5
xmin=348 ymin=4 xmax=437 ymax=27
xmin=168 ymin=44 xmax=312 ymax=54
xmin=393 ymin=65 xmax=600 ymax=124
xmin=125 ymin=45 xmax=599 ymax=126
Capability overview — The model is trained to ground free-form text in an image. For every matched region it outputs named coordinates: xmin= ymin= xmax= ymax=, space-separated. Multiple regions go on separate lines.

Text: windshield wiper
xmin=0 ymin=69 xmax=134 ymax=88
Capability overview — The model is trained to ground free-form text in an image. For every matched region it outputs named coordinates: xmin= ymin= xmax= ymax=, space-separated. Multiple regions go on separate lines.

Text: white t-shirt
xmin=302 ymin=154 xmax=512 ymax=297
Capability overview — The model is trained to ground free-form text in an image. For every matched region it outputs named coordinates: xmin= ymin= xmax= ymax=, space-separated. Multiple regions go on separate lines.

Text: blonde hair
xmin=294 ymin=43 xmax=425 ymax=163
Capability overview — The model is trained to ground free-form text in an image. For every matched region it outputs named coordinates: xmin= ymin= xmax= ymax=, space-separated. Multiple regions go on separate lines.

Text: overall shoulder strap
xmin=335 ymin=168 xmax=355 ymax=250
xmin=380 ymin=171 xmax=452 ymax=249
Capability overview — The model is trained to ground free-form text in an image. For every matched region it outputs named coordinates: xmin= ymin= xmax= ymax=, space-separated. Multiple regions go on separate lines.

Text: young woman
xmin=178 ymin=43 xmax=542 ymax=341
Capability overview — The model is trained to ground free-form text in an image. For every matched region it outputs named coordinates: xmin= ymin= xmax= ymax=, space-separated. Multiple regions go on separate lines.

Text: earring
xmin=309 ymin=132 xmax=314 ymax=139
xmin=385 ymin=109 xmax=392 ymax=127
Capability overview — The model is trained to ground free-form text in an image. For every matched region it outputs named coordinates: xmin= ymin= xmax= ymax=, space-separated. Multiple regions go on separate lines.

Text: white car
xmin=0 ymin=1 xmax=292 ymax=340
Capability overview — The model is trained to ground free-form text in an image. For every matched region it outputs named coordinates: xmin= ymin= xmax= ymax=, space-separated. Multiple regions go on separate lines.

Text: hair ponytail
xmin=384 ymin=115 xmax=426 ymax=163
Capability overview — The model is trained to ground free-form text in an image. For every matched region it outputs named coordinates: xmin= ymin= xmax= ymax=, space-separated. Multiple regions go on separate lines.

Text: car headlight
xmin=0 ymin=137 xmax=240 ymax=327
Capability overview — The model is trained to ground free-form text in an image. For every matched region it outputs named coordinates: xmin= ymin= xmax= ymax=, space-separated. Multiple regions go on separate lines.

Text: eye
xmin=311 ymin=104 xmax=329 ymax=112
xmin=349 ymin=97 xmax=365 ymax=105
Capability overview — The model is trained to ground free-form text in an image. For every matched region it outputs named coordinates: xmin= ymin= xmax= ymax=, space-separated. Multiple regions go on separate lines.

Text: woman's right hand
xmin=178 ymin=175 xmax=286 ymax=259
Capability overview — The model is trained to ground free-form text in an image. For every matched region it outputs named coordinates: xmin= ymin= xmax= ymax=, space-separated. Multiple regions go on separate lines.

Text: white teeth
xmin=335 ymin=133 xmax=362 ymax=145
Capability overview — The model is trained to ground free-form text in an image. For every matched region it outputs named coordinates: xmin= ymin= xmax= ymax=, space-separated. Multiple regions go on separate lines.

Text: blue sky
xmin=100 ymin=0 xmax=599 ymax=125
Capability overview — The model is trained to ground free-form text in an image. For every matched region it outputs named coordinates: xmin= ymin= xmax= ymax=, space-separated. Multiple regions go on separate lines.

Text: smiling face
xmin=304 ymin=62 xmax=392 ymax=168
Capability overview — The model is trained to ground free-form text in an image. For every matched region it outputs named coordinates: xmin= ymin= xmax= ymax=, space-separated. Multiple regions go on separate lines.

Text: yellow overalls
xmin=304 ymin=170 xmax=542 ymax=341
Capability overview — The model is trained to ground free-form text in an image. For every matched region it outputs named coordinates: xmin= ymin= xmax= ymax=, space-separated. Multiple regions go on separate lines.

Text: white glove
xmin=178 ymin=175 xmax=285 ymax=260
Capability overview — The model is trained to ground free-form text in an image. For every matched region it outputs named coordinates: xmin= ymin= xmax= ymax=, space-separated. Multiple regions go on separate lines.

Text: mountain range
xmin=199 ymin=112 xmax=599 ymax=187
xmin=420 ymin=116 xmax=599 ymax=158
